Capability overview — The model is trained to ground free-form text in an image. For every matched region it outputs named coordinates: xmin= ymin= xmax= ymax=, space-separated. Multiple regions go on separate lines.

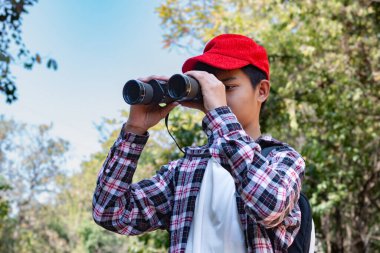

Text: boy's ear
xmin=257 ymin=80 xmax=270 ymax=103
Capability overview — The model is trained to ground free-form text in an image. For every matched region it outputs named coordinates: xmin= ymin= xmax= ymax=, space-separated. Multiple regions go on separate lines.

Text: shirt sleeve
xmin=201 ymin=106 xmax=305 ymax=230
xmin=92 ymin=123 xmax=177 ymax=235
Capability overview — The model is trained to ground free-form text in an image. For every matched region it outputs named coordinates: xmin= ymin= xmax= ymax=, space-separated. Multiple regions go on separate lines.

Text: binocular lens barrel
xmin=167 ymin=74 xmax=187 ymax=99
xmin=123 ymin=80 xmax=153 ymax=105
xmin=168 ymin=74 xmax=201 ymax=101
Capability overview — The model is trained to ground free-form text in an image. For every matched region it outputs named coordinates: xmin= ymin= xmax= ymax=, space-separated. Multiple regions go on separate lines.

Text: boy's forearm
xmin=92 ymin=125 xmax=175 ymax=234
xmin=92 ymin=124 xmax=150 ymax=233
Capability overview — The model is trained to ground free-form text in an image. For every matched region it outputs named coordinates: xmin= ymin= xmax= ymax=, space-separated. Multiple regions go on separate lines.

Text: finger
xmin=137 ymin=75 xmax=170 ymax=83
xmin=184 ymin=70 xmax=208 ymax=76
xmin=179 ymin=101 xmax=197 ymax=108
xmin=160 ymin=102 xmax=180 ymax=118
xmin=151 ymin=75 xmax=170 ymax=81
xmin=183 ymin=71 xmax=203 ymax=81
xmin=184 ymin=71 xmax=217 ymax=88
xmin=136 ymin=77 xmax=149 ymax=82
xmin=179 ymin=101 xmax=205 ymax=113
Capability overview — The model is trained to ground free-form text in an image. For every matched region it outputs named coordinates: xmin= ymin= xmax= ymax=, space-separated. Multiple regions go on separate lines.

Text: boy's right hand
xmin=124 ymin=75 xmax=180 ymax=135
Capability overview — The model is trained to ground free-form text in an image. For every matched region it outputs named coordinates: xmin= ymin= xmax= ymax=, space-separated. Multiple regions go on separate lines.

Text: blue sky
xmin=4 ymin=0 xmax=194 ymax=172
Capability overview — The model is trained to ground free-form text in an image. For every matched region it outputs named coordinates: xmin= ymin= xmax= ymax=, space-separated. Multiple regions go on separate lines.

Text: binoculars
xmin=122 ymin=74 xmax=202 ymax=105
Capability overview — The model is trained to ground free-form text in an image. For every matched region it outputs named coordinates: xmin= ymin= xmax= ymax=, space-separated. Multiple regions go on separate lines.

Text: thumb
xmin=161 ymin=102 xmax=180 ymax=117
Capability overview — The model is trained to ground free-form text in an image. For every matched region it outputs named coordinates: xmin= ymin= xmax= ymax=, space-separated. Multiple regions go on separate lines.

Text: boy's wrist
xmin=124 ymin=123 xmax=148 ymax=135
xmin=118 ymin=123 xmax=149 ymax=146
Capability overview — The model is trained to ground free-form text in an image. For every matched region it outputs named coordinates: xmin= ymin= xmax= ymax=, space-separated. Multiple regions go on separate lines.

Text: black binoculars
xmin=122 ymin=74 xmax=202 ymax=105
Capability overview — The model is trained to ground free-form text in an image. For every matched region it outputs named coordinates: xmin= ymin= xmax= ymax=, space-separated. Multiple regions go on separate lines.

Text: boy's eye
xmin=225 ymin=85 xmax=236 ymax=90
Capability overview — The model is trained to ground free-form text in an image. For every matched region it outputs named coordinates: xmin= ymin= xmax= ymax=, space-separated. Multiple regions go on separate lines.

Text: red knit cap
xmin=182 ymin=34 xmax=270 ymax=80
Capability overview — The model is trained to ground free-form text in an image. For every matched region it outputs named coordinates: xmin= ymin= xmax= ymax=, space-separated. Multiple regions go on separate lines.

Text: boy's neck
xmin=244 ymin=122 xmax=262 ymax=140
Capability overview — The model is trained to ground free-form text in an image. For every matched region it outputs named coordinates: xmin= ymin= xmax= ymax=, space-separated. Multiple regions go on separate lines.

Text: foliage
xmin=0 ymin=0 xmax=58 ymax=103
xmin=0 ymin=116 xmax=14 ymax=224
xmin=155 ymin=0 xmax=380 ymax=252
xmin=0 ymin=116 xmax=69 ymax=253
xmin=0 ymin=175 xmax=11 ymax=226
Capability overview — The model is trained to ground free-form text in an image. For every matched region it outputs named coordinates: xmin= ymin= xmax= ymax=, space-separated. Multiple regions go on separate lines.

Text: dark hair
xmin=193 ymin=62 xmax=268 ymax=113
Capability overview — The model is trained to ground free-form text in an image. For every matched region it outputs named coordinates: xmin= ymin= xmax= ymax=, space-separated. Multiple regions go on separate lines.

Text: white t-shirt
xmin=185 ymin=157 xmax=247 ymax=253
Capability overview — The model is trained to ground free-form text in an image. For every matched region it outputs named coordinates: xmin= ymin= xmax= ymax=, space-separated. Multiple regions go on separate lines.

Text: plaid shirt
xmin=92 ymin=106 xmax=305 ymax=253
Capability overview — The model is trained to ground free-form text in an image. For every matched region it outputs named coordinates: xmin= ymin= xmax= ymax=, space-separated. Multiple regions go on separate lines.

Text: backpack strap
xmin=260 ymin=143 xmax=312 ymax=253
xmin=290 ymin=192 xmax=312 ymax=253
xmin=261 ymin=144 xmax=284 ymax=158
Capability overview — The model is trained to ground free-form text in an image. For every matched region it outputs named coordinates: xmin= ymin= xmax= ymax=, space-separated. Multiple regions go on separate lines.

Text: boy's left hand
xmin=181 ymin=70 xmax=227 ymax=112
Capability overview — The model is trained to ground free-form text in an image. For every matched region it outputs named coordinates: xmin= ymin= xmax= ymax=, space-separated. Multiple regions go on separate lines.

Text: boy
xmin=92 ymin=34 xmax=305 ymax=253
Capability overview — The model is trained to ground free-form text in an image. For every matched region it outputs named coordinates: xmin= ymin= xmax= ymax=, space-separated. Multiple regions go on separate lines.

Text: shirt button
xmin=206 ymin=130 xmax=212 ymax=135
xmin=131 ymin=143 xmax=136 ymax=148
xmin=105 ymin=169 xmax=110 ymax=174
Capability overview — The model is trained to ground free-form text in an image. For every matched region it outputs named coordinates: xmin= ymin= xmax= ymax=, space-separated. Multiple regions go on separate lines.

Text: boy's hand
xmin=182 ymin=70 xmax=227 ymax=112
xmin=124 ymin=75 xmax=180 ymax=135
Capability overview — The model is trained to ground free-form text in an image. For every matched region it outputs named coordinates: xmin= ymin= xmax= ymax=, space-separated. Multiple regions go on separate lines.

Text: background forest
xmin=1 ymin=0 xmax=379 ymax=253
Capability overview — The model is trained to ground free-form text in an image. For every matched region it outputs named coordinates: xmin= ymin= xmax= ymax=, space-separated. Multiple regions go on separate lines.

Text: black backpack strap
xmin=261 ymin=144 xmax=284 ymax=158
xmin=288 ymin=192 xmax=312 ymax=253
xmin=260 ymin=143 xmax=312 ymax=253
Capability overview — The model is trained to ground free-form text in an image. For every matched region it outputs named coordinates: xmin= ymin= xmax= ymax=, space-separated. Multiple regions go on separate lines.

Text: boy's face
xmin=214 ymin=68 xmax=270 ymax=130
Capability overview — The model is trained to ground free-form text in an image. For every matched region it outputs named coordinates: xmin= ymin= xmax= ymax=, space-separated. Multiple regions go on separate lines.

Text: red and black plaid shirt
xmin=92 ymin=106 xmax=305 ymax=253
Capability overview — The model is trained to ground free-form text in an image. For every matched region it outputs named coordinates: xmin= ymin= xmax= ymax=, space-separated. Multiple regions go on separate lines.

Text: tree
xmin=155 ymin=1 xmax=380 ymax=252
xmin=0 ymin=0 xmax=58 ymax=104
xmin=0 ymin=175 xmax=11 ymax=227
xmin=0 ymin=115 xmax=69 ymax=253
xmin=0 ymin=115 xmax=16 ymax=226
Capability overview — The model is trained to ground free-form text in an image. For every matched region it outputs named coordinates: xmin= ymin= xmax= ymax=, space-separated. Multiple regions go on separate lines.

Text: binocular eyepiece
xmin=122 ymin=74 xmax=202 ymax=105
